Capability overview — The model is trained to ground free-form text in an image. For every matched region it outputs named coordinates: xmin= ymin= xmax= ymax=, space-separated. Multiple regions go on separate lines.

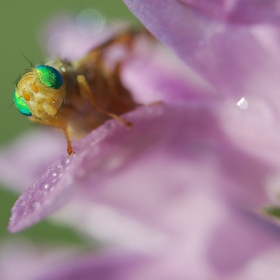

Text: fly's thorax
xmin=15 ymin=65 xmax=66 ymax=119
xmin=45 ymin=59 xmax=75 ymax=75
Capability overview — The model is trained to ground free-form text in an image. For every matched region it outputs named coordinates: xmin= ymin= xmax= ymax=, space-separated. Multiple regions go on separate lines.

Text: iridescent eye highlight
xmin=36 ymin=65 xmax=63 ymax=89
xmin=13 ymin=91 xmax=32 ymax=116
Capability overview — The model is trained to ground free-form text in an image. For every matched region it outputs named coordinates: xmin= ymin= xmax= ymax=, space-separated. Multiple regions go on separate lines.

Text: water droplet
xmin=42 ymin=183 xmax=49 ymax=190
xmin=52 ymin=172 xmax=57 ymax=177
xmin=19 ymin=201 xmax=26 ymax=207
xmin=60 ymin=157 xmax=71 ymax=168
xmin=237 ymin=97 xmax=248 ymax=109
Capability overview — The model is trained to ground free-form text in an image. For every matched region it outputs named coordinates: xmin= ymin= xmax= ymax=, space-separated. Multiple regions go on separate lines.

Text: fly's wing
xmin=73 ymin=28 xmax=146 ymax=115
xmin=77 ymin=27 xmax=141 ymax=64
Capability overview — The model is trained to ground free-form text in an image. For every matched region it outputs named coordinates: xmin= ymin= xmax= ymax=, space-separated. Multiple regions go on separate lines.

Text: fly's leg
xmin=29 ymin=116 xmax=75 ymax=155
xmin=63 ymin=128 xmax=75 ymax=155
xmin=76 ymin=75 xmax=132 ymax=128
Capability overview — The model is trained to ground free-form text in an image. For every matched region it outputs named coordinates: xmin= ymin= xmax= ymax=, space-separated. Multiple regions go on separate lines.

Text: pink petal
xmin=0 ymin=240 xmax=161 ymax=280
xmin=181 ymin=0 xmax=280 ymax=24
xmin=37 ymin=251 xmax=162 ymax=280
xmin=5 ymin=91 xmax=280 ymax=278
xmin=0 ymin=240 xmax=75 ymax=280
xmin=218 ymin=99 xmax=280 ymax=166
xmin=121 ymin=40 xmax=216 ymax=104
xmin=0 ymin=130 xmax=64 ymax=193
xmin=123 ymin=0 xmax=280 ymax=104
xmin=8 ymin=103 xmax=273 ymax=233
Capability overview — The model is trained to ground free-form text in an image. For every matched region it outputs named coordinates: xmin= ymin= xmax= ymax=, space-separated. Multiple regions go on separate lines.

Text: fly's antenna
xmin=22 ymin=54 xmax=34 ymax=68
xmin=8 ymin=100 xmax=16 ymax=109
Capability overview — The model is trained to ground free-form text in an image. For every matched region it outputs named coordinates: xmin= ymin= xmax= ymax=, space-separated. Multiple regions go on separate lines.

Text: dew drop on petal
xmin=237 ymin=97 xmax=248 ymax=109
xmin=42 ymin=183 xmax=50 ymax=190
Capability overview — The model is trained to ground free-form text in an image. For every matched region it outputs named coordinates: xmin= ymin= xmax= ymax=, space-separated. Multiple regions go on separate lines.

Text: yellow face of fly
xmin=14 ymin=65 xmax=66 ymax=119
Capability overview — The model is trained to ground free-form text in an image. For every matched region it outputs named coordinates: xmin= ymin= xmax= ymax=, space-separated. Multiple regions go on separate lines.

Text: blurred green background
xmin=0 ymin=0 xmax=136 ymax=245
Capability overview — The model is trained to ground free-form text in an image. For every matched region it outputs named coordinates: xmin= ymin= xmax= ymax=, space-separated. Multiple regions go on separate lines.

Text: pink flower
xmin=2 ymin=1 xmax=280 ymax=279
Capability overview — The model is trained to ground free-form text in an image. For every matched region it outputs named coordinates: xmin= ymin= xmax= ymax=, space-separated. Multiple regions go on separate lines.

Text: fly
xmin=14 ymin=29 xmax=145 ymax=155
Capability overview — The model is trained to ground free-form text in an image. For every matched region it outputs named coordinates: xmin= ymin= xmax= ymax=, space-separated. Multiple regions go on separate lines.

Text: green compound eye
xmin=13 ymin=91 xmax=32 ymax=116
xmin=36 ymin=65 xmax=63 ymax=89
